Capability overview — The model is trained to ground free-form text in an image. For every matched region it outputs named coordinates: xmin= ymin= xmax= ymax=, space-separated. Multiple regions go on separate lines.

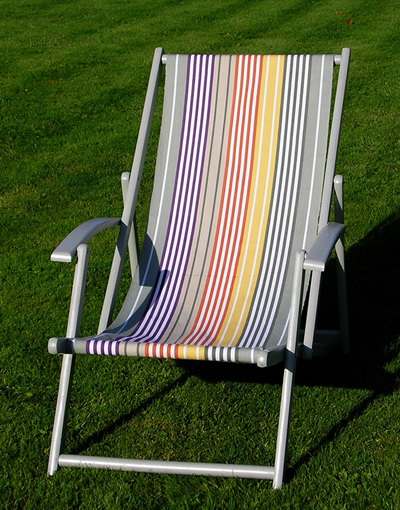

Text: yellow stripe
xmin=217 ymin=55 xmax=285 ymax=346
xmin=177 ymin=344 xmax=206 ymax=360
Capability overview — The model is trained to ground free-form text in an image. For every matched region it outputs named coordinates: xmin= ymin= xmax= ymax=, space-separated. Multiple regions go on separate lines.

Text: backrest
xmin=108 ymin=53 xmax=336 ymax=363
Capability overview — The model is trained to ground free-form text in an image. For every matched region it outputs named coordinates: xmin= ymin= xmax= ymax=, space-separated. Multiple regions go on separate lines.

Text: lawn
xmin=1 ymin=0 xmax=399 ymax=508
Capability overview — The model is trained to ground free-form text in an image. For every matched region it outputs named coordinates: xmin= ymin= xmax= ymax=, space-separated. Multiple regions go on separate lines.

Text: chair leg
xmin=48 ymin=243 xmax=90 ymax=475
xmin=335 ymin=236 xmax=350 ymax=354
xmin=273 ymin=351 xmax=296 ymax=489
xmin=334 ymin=175 xmax=350 ymax=354
xmin=48 ymin=354 xmax=76 ymax=475
xmin=302 ymin=271 xmax=322 ymax=359
xmin=273 ymin=250 xmax=305 ymax=489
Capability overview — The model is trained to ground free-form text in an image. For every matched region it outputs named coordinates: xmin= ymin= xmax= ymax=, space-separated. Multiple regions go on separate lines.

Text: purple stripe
xmin=125 ymin=55 xmax=215 ymax=342
xmin=164 ymin=56 xmax=211 ymax=271
xmin=160 ymin=55 xmax=196 ymax=269
xmin=117 ymin=56 xmax=196 ymax=342
xmin=161 ymin=55 xmax=207 ymax=270
xmin=152 ymin=55 xmax=215 ymax=339
xmin=154 ymin=57 xmax=213 ymax=338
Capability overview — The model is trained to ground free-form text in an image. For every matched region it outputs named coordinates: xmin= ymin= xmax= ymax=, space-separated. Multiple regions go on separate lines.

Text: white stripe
xmin=111 ymin=341 xmax=118 ymax=356
xmin=89 ymin=340 xmax=95 ymax=355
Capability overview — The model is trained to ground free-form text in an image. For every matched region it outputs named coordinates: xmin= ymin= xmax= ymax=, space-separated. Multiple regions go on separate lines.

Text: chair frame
xmin=47 ymin=48 xmax=350 ymax=489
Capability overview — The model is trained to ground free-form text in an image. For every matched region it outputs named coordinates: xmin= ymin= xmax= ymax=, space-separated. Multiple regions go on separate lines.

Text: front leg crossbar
xmin=59 ymin=454 xmax=275 ymax=479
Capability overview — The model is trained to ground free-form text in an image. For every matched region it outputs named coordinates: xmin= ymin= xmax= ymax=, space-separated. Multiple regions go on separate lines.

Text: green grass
xmin=1 ymin=0 xmax=400 ymax=507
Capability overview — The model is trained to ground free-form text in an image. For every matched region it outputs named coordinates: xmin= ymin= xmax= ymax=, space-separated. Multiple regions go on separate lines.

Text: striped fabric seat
xmin=69 ymin=53 xmax=333 ymax=365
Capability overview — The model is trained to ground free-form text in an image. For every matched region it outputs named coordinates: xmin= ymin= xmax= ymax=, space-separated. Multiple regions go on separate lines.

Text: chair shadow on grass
xmin=69 ymin=372 xmax=191 ymax=456
xmin=286 ymin=210 xmax=400 ymax=481
xmin=69 ymin=212 xmax=400 ymax=478
xmin=185 ymin=211 xmax=400 ymax=481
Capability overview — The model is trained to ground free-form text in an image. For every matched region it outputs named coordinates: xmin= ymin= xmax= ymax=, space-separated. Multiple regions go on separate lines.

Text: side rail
xmin=98 ymin=47 xmax=164 ymax=333
xmin=51 ymin=217 xmax=121 ymax=335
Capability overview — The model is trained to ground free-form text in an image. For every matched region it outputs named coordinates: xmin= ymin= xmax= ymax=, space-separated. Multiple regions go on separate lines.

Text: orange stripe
xmin=206 ymin=56 xmax=247 ymax=334
xmin=166 ymin=344 xmax=176 ymax=359
xmin=208 ymin=55 xmax=242 ymax=276
xmin=208 ymin=56 xmax=262 ymax=342
xmin=218 ymin=56 xmax=263 ymax=338
xmin=185 ymin=55 xmax=263 ymax=346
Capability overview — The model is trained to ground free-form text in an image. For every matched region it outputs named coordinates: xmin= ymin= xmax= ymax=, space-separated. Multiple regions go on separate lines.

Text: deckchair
xmin=47 ymin=48 xmax=350 ymax=489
